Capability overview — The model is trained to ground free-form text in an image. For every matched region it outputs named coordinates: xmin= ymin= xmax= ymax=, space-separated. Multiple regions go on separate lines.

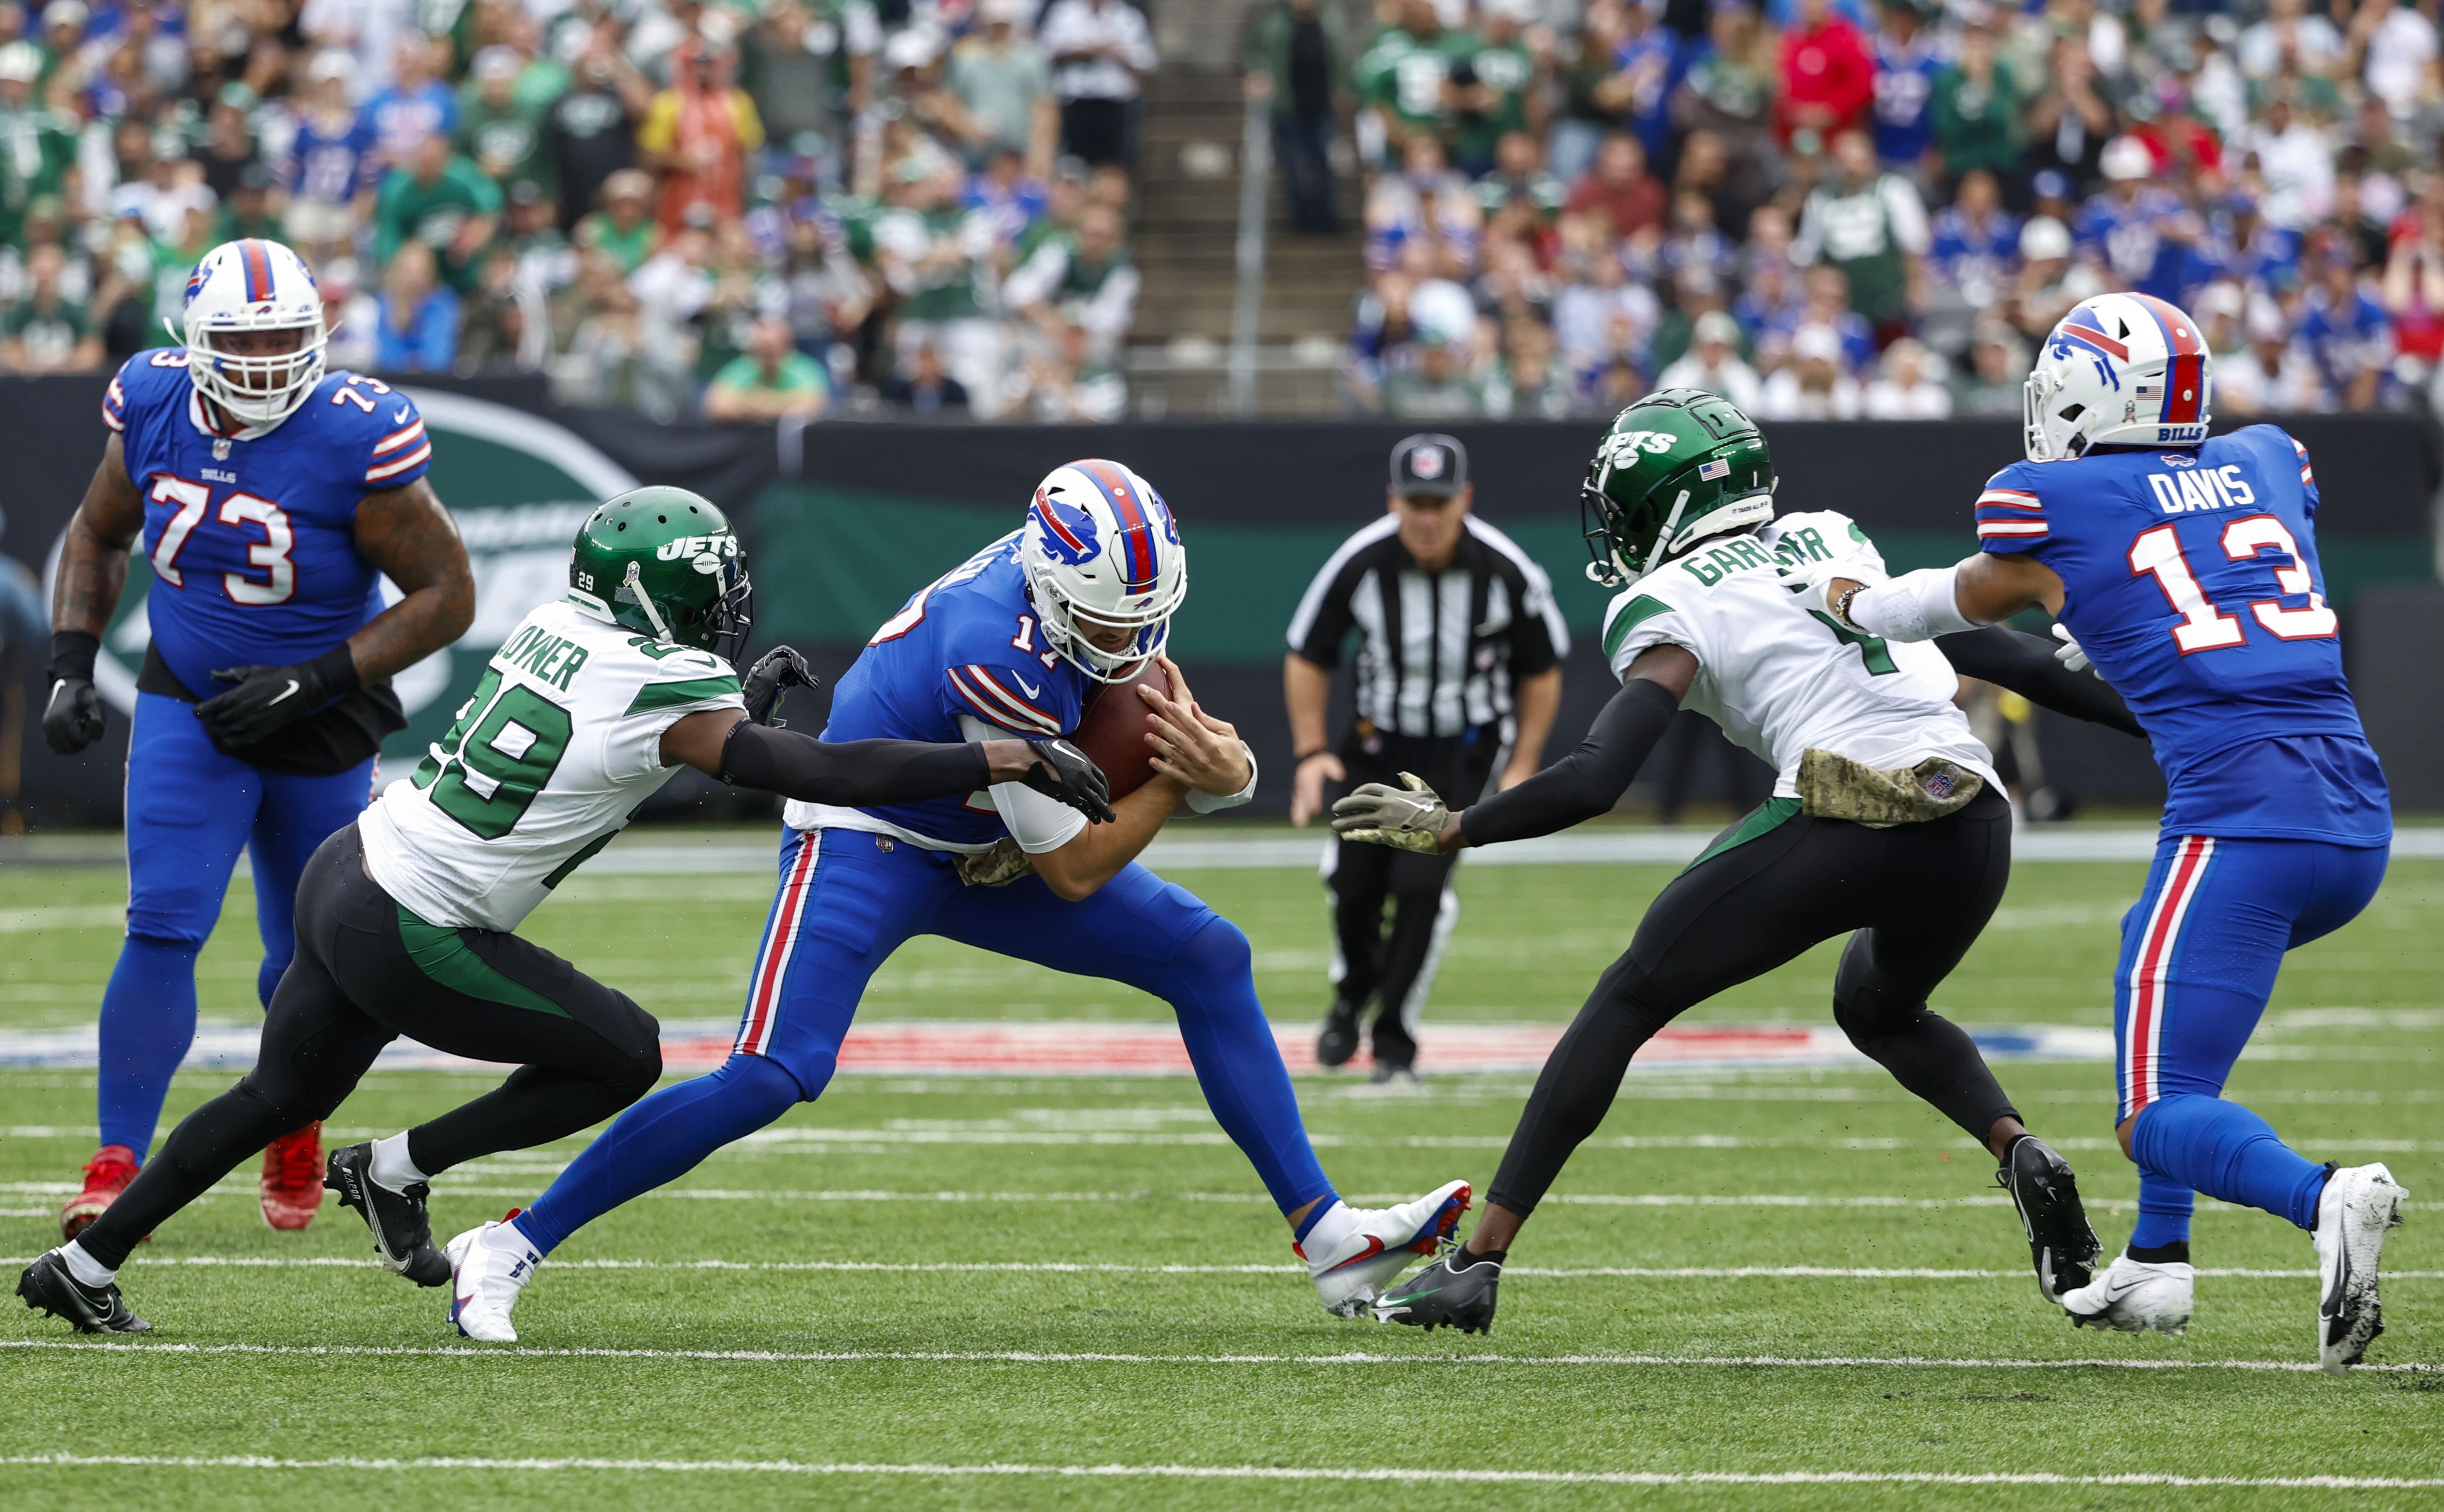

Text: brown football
xmin=1068 ymin=659 xmax=1173 ymax=800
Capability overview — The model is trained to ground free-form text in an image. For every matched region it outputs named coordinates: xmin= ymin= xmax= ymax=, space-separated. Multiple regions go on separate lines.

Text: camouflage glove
xmin=1329 ymin=772 xmax=1451 ymax=854
xmin=741 ymin=645 xmax=816 ymax=727
xmin=955 ymin=836 xmax=1036 ymax=887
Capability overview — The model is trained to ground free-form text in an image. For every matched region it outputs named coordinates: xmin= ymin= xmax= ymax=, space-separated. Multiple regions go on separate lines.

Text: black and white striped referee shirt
xmin=1285 ymin=515 xmax=1570 ymax=741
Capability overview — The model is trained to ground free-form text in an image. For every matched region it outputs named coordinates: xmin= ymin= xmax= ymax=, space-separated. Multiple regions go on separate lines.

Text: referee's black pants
xmin=1326 ymin=730 xmax=1498 ymax=1069
xmin=78 ymin=827 xmax=663 ymax=1269
xmin=1485 ymin=788 xmax=2023 ymax=1218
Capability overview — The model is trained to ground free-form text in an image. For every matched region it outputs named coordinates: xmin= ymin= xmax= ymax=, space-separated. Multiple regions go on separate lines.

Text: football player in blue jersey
xmin=443 ymin=460 xmax=1470 ymax=1342
xmin=42 ymin=238 xmax=476 ymax=1239
xmin=1809 ymin=291 xmax=2407 ymax=1371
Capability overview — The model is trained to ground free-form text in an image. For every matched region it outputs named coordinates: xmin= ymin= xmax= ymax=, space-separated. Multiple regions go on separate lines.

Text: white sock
xmin=61 ymin=1241 xmax=116 ymax=1288
xmin=1297 ymin=1200 xmax=1358 ymax=1266
xmin=369 ymin=1132 xmax=427 ymax=1192
xmin=494 ymin=1216 xmax=541 ymax=1256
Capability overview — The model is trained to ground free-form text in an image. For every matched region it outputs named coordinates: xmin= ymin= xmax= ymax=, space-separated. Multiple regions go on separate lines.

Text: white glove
xmin=2051 ymin=623 xmax=2091 ymax=674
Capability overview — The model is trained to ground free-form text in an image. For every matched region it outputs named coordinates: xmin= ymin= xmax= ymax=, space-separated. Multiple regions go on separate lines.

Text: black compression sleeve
xmin=718 ymin=721 xmax=991 ymax=805
xmin=1457 ymin=678 xmax=1681 ymax=848
xmin=1934 ymin=627 xmax=2145 ymax=738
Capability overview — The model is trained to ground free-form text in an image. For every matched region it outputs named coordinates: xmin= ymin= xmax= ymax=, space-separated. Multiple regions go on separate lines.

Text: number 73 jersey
xmin=357 ymin=599 xmax=745 ymax=931
xmin=108 ymin=350 xmax=434 ymax=699
xmin=1976 ymin=424 xmax=2389 ymax=845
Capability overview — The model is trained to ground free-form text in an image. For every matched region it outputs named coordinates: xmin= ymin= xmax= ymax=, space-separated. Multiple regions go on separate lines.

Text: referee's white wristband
xmin=1186 ymin=742 xmax=1259 ymax=813
xmin=1843 ymin=566 xmax=1981 ymax=643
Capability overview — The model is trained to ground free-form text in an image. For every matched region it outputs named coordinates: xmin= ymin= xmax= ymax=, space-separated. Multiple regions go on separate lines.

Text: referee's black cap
xmin=1390 ymin=433 xmax=1468 ymax=498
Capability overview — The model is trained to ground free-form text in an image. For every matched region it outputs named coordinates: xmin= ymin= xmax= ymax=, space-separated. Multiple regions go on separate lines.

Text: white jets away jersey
xmin=358 ymin=599 xmax=745 ymax=931
xmin=1600 ymin=511 xmax=1999 ymax=798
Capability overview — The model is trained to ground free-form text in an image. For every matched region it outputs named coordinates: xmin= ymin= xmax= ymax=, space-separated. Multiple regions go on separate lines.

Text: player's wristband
xmin=1293 ymin=747 xmax=1334 ymax=764
xmin=1844 ymin=567 xmax=1981 ymax=644
xmin=306 ymin=643 xmax=362 ymax=698
xmin=48 ymin=630 xmax=99 ymax=685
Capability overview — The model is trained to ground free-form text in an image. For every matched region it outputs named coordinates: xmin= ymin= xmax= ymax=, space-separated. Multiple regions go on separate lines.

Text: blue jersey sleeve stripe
xmin=373 ymin=418 xmax=426 ymax=455
xmin=1976 ymin=488 xmax=2042 ymax=510
xmin=365 ymin=439 xmax=432 ymax=484
xmin=1977 ymin=519 xmax=2049 ymax=540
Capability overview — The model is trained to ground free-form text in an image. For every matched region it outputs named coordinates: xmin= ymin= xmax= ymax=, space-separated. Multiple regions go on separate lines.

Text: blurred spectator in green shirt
xmin=2 ymin=240 xmax=98 ymax=370
xmin=705 ymin=314 xmax=829 ymax=421
xmin=374 ymin=133 xmax=502 ymax=294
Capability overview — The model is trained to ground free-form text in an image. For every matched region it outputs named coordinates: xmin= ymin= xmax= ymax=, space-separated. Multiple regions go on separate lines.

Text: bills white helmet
xmin=1019 ymin=459 xmax=1187 ymax=683
xmin=178 ymin=238 xmax=329 ymax=430
xmin=2024 ymin=292 xmax=2211 ymax=462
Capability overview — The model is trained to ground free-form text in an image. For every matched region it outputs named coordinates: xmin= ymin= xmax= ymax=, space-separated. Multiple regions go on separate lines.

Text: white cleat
xmin=2060 ymin=1251 xmax=2195 ymax=1335
xmin=446 ymin=1216 xmax=543 ymax=1343
xmin=1299 ymin=1179 xmax=1471 ymax=1318
xmin=2314 ymin=1162 xmax=2409 ymax=1374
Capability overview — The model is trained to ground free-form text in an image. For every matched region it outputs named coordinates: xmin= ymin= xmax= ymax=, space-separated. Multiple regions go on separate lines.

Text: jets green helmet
xmin=1581 ymin=388 xmax=1778 ymax=586
xmin=567 ymin=486 xmax=752 ymax=658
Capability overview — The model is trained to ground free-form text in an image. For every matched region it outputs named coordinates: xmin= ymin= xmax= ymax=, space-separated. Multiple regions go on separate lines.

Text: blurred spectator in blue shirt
xmin=1869 ymin=0 xmax=1939 ymax=172
xmin=2297 ymin=249 xmax=2393 ymax=411
xmin=365 ymin=34 xmax=457 ymax=170
xmin=373 ymin=240 xmax=459 ymax=372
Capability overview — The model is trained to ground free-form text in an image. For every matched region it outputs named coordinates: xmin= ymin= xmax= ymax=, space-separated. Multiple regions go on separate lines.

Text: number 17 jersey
xmin=1976 ymin=425 xmax=2389 ymax=845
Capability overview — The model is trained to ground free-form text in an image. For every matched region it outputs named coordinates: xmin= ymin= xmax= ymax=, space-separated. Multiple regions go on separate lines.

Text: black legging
xmin=78 ymin=827 xmax=663 ymax=1269
xmin=1485 ymin=788 xmax=2021 ymax=1218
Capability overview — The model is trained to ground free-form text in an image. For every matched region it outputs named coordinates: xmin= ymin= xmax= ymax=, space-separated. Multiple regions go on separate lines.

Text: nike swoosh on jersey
xmin=395 ymin=405 xmax=411 ymax=421
xmin=1013 ymin=673 xmax=1043 ymax=699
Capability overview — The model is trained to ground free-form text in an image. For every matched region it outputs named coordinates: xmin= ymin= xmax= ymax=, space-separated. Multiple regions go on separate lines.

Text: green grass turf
xmin=2 ymin=840 xmax=2440 ymax=1510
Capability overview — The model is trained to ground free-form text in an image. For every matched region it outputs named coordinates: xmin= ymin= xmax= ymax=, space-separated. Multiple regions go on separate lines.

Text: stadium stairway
xmin=1126 ymin=66 xmax=1364 ymax=418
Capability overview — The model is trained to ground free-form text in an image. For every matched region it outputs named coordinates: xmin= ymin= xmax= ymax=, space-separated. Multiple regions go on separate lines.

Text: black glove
xmin=195 ymin=644 xmax=358 ymax=748
xmin=1018 ymin=738 xmax=1115 ymax=823
xmin=741 ymin=644 xmax=816 ymax=728
xmin=43 ymin=631 xmax=105 ymax=755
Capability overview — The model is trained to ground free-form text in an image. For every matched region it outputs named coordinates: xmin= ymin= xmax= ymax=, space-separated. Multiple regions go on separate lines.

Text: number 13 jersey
xmin=358 ymin=599 xmax=744 ymax=930
xmin=1976 ymin=425 xmax=2389 ymax=845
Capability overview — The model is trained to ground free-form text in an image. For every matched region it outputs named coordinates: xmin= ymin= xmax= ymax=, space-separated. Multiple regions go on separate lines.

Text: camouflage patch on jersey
xmin=1795 ymin=750 xmax=1983 ymax=829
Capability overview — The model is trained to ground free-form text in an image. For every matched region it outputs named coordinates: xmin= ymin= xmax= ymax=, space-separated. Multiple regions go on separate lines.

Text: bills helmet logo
xmin=1029 ymin=486 xmax=1100 ymax=567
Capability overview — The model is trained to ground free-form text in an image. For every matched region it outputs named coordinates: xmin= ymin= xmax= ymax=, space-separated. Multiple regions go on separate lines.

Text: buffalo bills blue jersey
xmin=107 ymin=351 xmax=434 ymax=698
xmin=819 ymin=532 xmax=1087 ymax=847
xmin=1977 ymin=427 xmax=2389 ymax=845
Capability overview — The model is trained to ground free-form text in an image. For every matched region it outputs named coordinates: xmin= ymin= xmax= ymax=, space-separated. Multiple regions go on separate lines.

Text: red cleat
xmin=260 ymin=1122 xmax=325 ymax=1231
xmin=60 ymin=1145 xmax=140 ymax=1241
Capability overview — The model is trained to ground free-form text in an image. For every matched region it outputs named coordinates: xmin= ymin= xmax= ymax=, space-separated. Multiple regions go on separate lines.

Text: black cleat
xmin=18 ymin=1250 xmax=150 ymax=1334
xmin=1376 ymin=1250 xmax=1501 ymax=1334
xmin=1316 ymin=1000 xmax=1362 ymax=1069
xmin=325 ymin=1143 xmax=451 ymax=1287
xmin=1998 ymin=1134 xmax=2101 ymax=1304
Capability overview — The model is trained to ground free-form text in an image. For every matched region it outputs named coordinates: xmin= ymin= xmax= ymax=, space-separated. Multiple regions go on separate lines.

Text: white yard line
xmin=2 ymin=1339 xmax=2435 ymax=1375
xmin=0 ymin=1454 xmax=2435 ymax=1489
xmin=7 ymin=1254 xmax=2430 ymax=1280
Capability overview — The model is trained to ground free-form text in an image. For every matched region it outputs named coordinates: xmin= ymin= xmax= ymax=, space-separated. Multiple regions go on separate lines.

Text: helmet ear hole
xmin=2058 ymin=403 xmax=2084 ymax=421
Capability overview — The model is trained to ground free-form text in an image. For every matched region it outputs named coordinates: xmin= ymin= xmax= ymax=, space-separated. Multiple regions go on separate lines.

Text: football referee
xmin=1285 ymin=434 xmax=1567 ymax=1080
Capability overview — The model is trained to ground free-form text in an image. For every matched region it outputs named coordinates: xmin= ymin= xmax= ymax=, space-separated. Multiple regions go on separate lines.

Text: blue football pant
xmin=2114 ymin=833 xmax=2389 ymax=1244
xmin=518 ymin=827 xmax=1337 ymax=1254
xmin=99 ymin=692 xmax=375 ymax=1159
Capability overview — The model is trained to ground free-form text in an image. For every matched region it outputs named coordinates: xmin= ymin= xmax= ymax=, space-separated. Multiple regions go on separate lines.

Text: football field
xmin=2 ymin=832 xmax=2439 ymax=1510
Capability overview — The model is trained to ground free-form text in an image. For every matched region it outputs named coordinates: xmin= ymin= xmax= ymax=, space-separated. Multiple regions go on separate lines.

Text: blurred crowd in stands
xmin=0 ymin=0 xmax=1149 ymax=420
xmin=1251 ymin=0 xmax=2444 ymax=419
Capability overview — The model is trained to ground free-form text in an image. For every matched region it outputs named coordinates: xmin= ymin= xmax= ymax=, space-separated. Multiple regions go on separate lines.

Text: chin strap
xmin=620 ymin=560 xmax=675 ymax=642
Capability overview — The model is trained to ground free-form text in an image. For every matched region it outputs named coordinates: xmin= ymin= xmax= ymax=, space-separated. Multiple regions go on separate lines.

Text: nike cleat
xmin=17 ymin=1249 xmax=149 ymax=1334
xmin=325 ymin=1143 xmax=450 ymax=1287
xmin=1316 ymin=1000 xmax=1361 ymax=1069
xmin=447 ymin=1215 xmax=543 ymax=1343
xmin=2060 ymin=1251 xmax=2195 ymax=1335
xmin=1997 ymin=1134 xmax=2102 ymax=1303
xmin=60 ymin=1145 xmax=140 ymax=1241
xmin=2314 ymin=1162 xmax=2409 ymax=1374
xmin=1300 ymin=1179 xmax=1470 ymax=1317
xmin=259 ymin=1122 xmax=324 ymax=1231
xmin=1376 ymin=1249 xmax=1501 ymax=1334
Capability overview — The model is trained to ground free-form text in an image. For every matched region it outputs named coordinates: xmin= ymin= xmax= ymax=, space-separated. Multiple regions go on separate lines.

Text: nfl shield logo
xmin=1412 ymin=446 xmax=1444 ymax=480
xmin=212 ymin=439 xmax=231 ymax=460
xmin=1924 ymin=772 xmax=1956 ymax=799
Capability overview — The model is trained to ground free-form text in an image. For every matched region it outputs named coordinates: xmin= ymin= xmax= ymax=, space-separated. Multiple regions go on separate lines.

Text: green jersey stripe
xmin=626 ymin=675 xmax=742 ymax=715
